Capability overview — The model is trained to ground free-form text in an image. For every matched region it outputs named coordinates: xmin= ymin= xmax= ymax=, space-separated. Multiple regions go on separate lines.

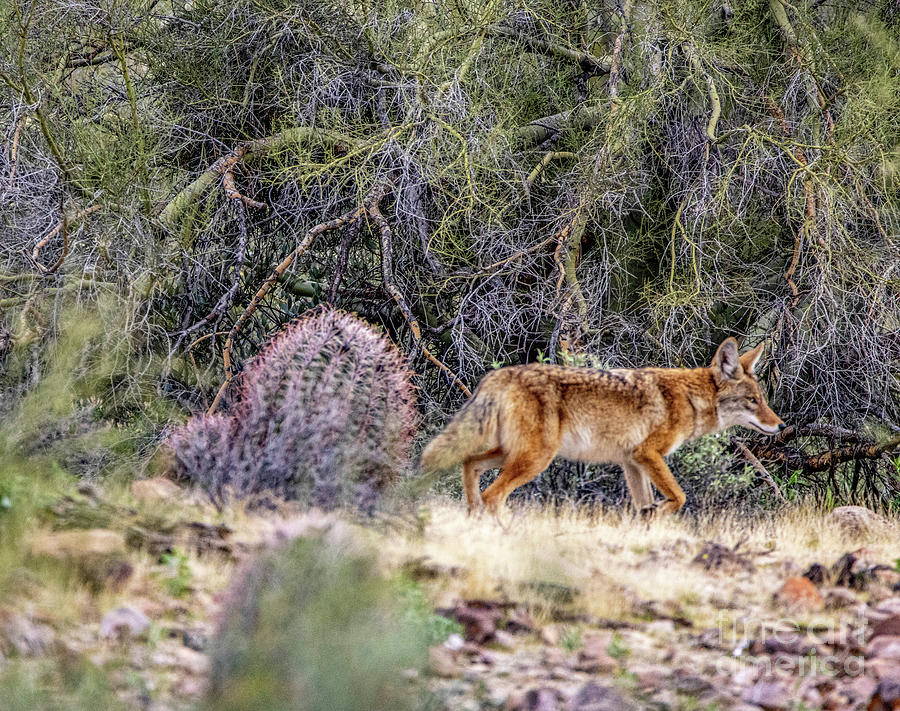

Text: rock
xmin=175 ymin=647 xmax=210 ymax=676
xmin=100 ymin=606 xmax=150 ymax=641
xmin=648 ymin=688 xmax=678 ymax=710
xmin=876 ymin=600 xmax=900 ymax=617
xmin=628 ymin=662 xmax=666 ymax=691
xmin=443 ymin=601 xmax=504 ymax=644
xmin=507 ymin=688 xmax=566 ymax=711
xmin=868 ymin=636 xmax=900 ymax=661
xmin=568 ymin=682 xmax=637 ymax=711
xmin=573 ymin=633 xmax=616 ymax=673
xmin=174 ymin=674 xmax=206 ymax=697
xmin=182 ymin=628 xmax=207 ymax=651
xmin=0 ymin=610 xmax=55 ymax=656
xmin=429 ymin=644 xmax=460 ymax=677
xmin=742 ymin=681 xmax=791 ymax=710
xmin=645 ymin=619 xmax=676 ymax=635
xmin=824 ymin=587 xmax=859 ymax=609
xmin=31 ymin=529 xmax=126 ymax=558
xmin=844 ymin=675 xmax=878 ymax=704
xmin=775 ymin=576 xmax=824 ymax=611
xmin=872 ymin=617 xmax=900 ymax=640
xmin=868 ymin=658 xmax=900 ymax=681
xmin=541 ymin=625 xmax=560 ymax=646
xmin=506 ymin=609 xmax=538 ymax=634
xmin=672 ymin=668 xmax=714 ymax=696
xmin=692 ymin=541 xmax=755 ymax=573
xmin=445 ymin=633 xmax=465 ymax=651
xmin=761 ymin=634 xmax=817 ymax=656
xmin=827 ymin=506 xmax=884 ymax=537
xmin=867 ymin=680 xmax=900 ymax=711
xmin=492 ymin=629 xmax=516 ymax=650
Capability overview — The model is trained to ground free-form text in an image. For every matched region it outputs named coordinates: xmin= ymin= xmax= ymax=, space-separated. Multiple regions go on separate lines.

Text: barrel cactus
xmin=169 ymin=308 xmax=417 ymax=509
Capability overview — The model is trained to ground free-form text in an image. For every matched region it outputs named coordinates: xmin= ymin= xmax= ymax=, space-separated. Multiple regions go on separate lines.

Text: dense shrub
xmin=205 ymin=531 xmax=428 ymax=711
xmin=169 ymin=308 xmax=417 ymax=509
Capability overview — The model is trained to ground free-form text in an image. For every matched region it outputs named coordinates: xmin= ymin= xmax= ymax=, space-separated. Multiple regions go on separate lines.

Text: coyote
xmin=420 ymin=338 xmax=784 ymax=516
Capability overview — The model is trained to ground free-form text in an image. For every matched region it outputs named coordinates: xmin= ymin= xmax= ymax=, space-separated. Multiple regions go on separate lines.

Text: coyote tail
xmin=420 ymin=390 xmax=498 ymax=473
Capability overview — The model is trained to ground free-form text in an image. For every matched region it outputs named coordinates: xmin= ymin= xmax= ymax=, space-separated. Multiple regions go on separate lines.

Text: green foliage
xmin=606 ymin=632 xmax=630 ymax=661
xmin=158 ymin=549 xmax=193 ymax=598
xmin=560 ymin=626 xmax=582 ymax=652
xmin=395 ymin=577 xmax=463 ymax=645
xmin=206 ymin=534 xmax=429 ymax=711
xmin=0 ymin=657 xmax=124 ymax=711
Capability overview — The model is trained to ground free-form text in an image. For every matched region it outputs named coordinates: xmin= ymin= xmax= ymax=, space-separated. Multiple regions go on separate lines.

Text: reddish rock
xmin=573 ymin=633 xmax=617 ymax=673
xmin=872 ymin=617 xmax=900 ymax=641
xmin=775 ymin=576 xmax=824 ymax=611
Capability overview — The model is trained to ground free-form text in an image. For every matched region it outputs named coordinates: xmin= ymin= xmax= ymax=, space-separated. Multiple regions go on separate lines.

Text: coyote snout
xmin=420 ymin=338 xmax=783 ymax=518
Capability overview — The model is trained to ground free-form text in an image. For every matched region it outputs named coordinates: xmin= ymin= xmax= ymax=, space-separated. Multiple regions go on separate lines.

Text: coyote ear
xmin=711 ymin=338 xmax=742 ymax=382
xmin=739 ymin=341 xmax=765 ymax=376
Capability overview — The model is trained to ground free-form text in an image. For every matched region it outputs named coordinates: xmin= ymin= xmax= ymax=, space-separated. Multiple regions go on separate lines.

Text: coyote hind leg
xmin=480 ymin=449 xmax=555 ymax=518
xmin=462 ymin=448 xmax=505 ymax=514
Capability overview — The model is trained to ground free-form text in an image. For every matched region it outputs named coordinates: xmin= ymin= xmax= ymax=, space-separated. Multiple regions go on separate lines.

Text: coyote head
xmin=711 ymin=338 xmax=785 ymax=435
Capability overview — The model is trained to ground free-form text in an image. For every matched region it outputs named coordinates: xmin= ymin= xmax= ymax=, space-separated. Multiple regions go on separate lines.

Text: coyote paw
xmin=639 ymin=503 xmax=659 ymax=520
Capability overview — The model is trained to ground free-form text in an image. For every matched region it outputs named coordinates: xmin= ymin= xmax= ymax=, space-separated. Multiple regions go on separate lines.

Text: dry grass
xmin=380 ymin=499 xmax=900 ymax=625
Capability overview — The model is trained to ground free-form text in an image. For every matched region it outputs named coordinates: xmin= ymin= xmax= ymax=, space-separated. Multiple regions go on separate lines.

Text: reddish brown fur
xmin=420 ymin=338 xmax=784 ymax=517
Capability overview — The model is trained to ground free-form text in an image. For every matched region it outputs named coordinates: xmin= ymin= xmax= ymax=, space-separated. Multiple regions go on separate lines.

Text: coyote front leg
xmin=630 ymin=446 xmax=685 ymax=515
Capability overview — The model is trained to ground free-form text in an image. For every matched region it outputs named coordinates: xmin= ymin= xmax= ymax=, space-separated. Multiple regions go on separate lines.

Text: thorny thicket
xmin=1 ymin=0 xmax=899 ymax=507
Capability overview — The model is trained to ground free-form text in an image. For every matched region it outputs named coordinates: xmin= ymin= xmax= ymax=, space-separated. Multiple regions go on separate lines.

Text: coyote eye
xmin=748 ymin=397 xmax=758 ymax=405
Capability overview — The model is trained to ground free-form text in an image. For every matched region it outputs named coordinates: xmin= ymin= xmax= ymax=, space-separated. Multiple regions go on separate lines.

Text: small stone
xmin=648 ymin=688 xmax=678 ymax=710
xmin=774 ymin=576 xmax=824 ymax=611
xmin=174 ymin=674 xmax=206 ymax=697
xmin=175 ymin=647 xmax=210 ymax=676
xmin=131 ymin=477 xmax=182 ymax=503
xmin=573 ymin=633 xmax=616 ymax=673
xmin=510 ymin=687 xmax=565 ymax=711
xmin=867 ymin=635 xmax=900 ymax=661
xmin=843 ymin=674 xmax=877 ymax=703
xmin=742 ymin=681 xmax=790 ymax=710
xmin=823 ymin=587 xmax=859 ymax=609
xmin=182 ymin=629 xmax=207 ymax=651
xmin=569 ymin=682 xmax=637 ymax=711
xmin=871 ymin=616 xmax=900 ymax=640
xmin=867 ymin=658 xmax=900 ymax=681
xmin=100 ymin=606 xmax=150 ymax=641
xmin=492 ymin=629 xmax=516 ymax=650
xmin=541 ymin=625 xmax=560 ymax=646
xmin=31 ymin=529 xmax=125 ymax=559
xmin=445 ymin=632 xmax=465 ymax=651
xmin=429 ymin=644 xmax=460 ymax=677
xmin=876 ymin=599 xmax=900 ymax=616
xmin=628 ymin=662 xmax=665 ymax=690
xmin=645 ymin=619 xmax=676 ymax=635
